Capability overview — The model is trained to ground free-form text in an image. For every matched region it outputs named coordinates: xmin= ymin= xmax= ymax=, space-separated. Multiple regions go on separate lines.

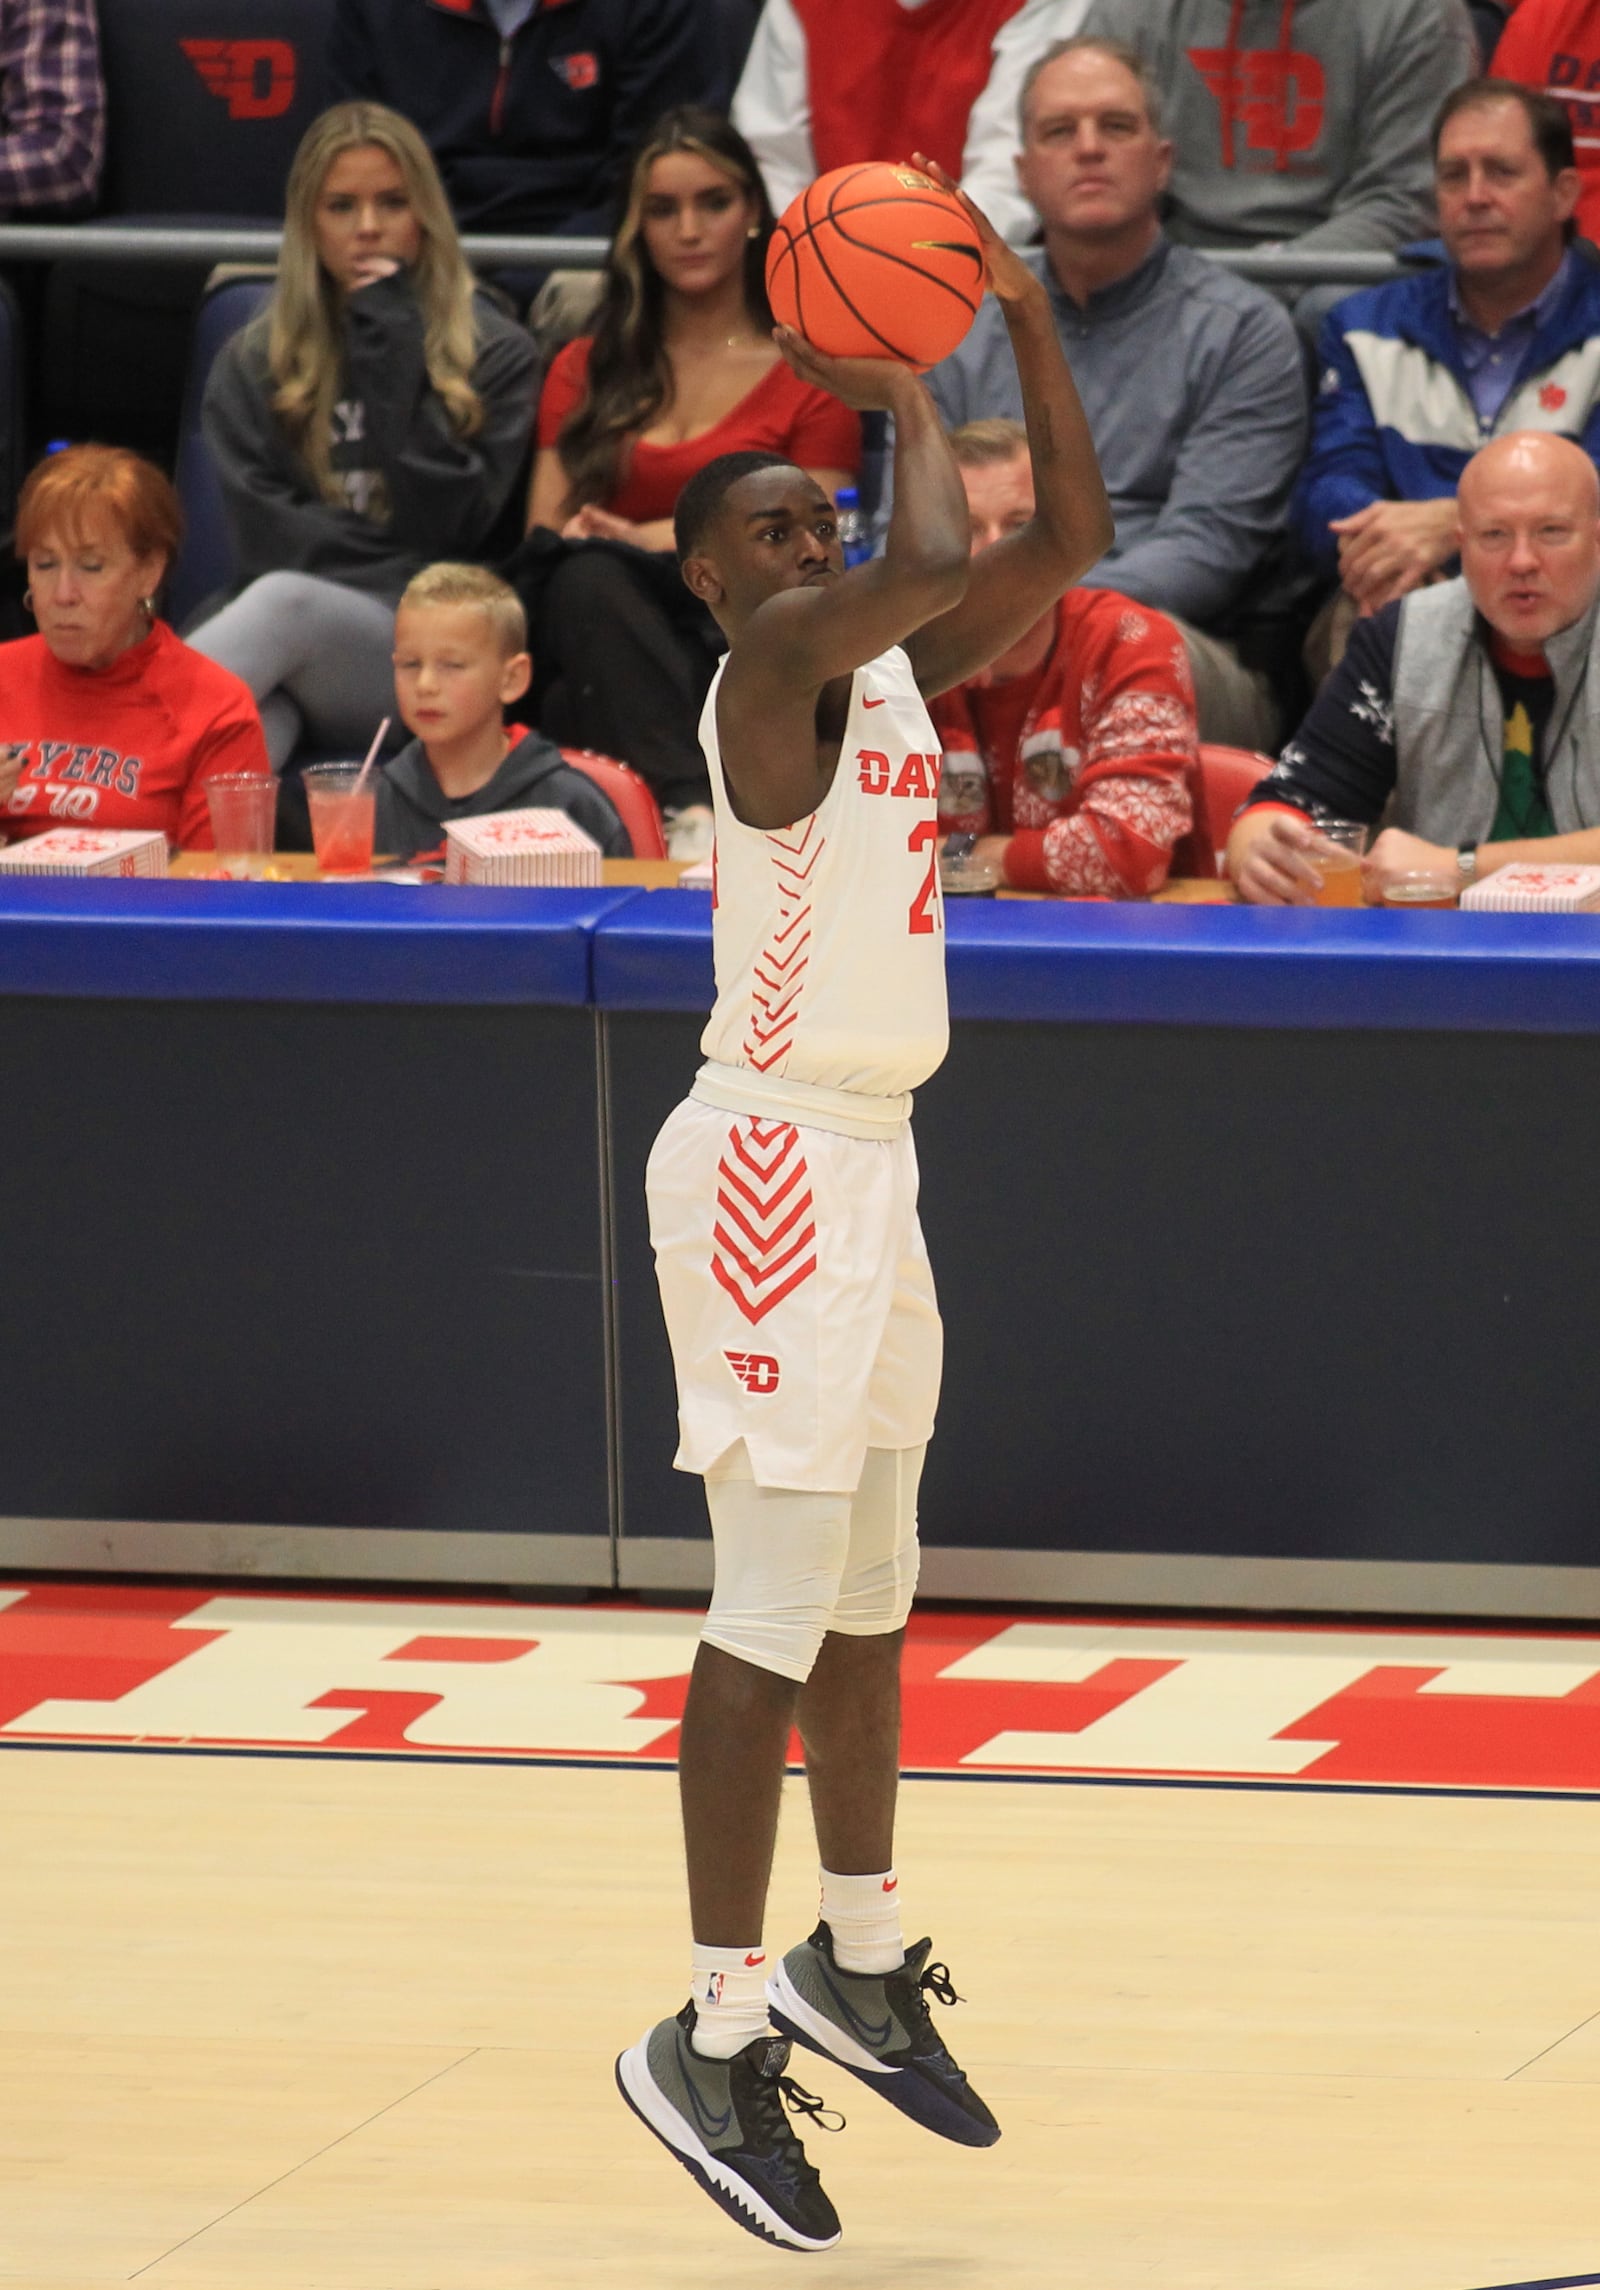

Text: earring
xmin=22 ymin=587 xmax=34 ymax=615
xmin=747 ymin=225 xmax=760 ymax=239
xmin=139 ymin=595 xmax=156 ymax=621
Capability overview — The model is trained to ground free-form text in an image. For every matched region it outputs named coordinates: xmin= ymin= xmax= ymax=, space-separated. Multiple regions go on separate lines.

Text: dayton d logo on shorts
xmin=724 ymin=1352 xmax=780 ymax=1395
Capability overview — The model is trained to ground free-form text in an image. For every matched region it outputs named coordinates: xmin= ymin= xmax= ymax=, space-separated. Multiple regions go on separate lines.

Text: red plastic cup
xmin=304 ymin=764 xmax=377 ymax=876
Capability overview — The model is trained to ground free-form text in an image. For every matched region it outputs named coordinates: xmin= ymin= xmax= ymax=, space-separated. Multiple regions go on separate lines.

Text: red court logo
xmin=724 ymin=1350 xmax=781 ymax=1394
xmin=181 ymin=38 xmax=296 ymax=120
xmin=552 ymin=50 xmax=600 ymax=91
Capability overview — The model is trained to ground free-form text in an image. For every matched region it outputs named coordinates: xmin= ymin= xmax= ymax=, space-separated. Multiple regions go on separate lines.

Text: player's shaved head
xmin=674 ymin=451 xmax=796 ymax=562
xmin=1457 ymin=429 xmax=1600 ymax=646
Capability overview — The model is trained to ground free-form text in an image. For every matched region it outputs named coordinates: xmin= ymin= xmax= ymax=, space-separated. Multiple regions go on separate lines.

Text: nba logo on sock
xmin=724 ymin=1351 xmax=780 ymax=1394
xmin=705 ymin=1972 xmax=725 ymax=2005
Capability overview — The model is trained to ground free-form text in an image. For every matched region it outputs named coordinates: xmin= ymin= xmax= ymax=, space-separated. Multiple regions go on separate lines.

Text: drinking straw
xmin=350 ymin=716 xmax=390 ymax=803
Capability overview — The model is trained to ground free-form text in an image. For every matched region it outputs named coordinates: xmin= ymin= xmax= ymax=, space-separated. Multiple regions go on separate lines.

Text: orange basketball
xmin=765 ymin=162 xmax=986 ymax=368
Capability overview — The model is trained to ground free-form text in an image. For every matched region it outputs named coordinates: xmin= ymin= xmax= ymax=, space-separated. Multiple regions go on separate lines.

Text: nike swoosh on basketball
xmin=815 ymin=1961 xmax=894 ymax=2048
xmin=674 ymin=2033 xmax=734 ymax=2139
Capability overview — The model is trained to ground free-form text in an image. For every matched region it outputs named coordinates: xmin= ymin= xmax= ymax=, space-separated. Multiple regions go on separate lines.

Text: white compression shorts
xmin=646 ymin=1096 xmax=942 ymax=1494
xmin=702 ymin=1443 xmax=925 ymax=1682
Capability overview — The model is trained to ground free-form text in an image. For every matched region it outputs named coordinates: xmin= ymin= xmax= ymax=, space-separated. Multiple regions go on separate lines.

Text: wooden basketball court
xmin=3 ymin=1583 xmax=1599 ymax=2290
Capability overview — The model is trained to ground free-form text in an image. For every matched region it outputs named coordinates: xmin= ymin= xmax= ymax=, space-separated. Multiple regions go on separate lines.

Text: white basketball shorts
xmin=646 ymin=1095 xmax=942 ymax=1493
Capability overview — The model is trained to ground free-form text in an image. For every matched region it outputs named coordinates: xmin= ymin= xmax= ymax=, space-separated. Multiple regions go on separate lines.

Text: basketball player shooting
xmin=615 ymin=166 xmax=1113 ymax=2253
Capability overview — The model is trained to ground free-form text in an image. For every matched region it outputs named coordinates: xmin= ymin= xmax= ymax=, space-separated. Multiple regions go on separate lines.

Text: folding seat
xmin=165 ymin=275 xmax=272 ymax=628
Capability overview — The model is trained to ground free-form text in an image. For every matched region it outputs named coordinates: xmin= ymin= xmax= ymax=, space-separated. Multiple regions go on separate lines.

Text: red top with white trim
xmin=792 ymin=0 xmax=1025 ymax=182
xmin=0 ymin=622 xmax=269 ymax=851
xmin=930 ymin=590 xmax=1198 ymax=899
xmin=697 ymin=644 xmax=948 ymax=1108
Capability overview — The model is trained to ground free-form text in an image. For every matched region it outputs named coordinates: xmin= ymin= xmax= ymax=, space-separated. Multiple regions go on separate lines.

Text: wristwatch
xmin=1456 ymin=843 xmax=1479 ymax=887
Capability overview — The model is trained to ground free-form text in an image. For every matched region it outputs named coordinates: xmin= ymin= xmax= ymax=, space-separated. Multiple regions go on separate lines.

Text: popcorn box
xmin=442 ymin=809 xmax=602 ymax=886
xmin=1461 ymin=863 xmax=1600 ymax=912
xmin=0 ymin=827 xmax=168 ymax=877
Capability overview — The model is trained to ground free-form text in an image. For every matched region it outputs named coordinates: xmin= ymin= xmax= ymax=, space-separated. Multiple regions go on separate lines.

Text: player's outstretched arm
xmin=903 ymin=165 xmax=1114 ymax=700
xmin=711 ymin=345 xmax=971 ymax=827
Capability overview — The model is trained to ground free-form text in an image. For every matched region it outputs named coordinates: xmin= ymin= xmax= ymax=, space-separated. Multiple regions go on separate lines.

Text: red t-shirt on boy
xmin=0 ymin=621 xmax=270 ymax=851
xmin=536 ymin=338 xmax=861 ymax=523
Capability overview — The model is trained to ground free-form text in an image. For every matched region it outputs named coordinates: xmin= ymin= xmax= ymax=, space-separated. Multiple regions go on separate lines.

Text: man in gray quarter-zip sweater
xmin=904 ymin=35 xmax=1307 ymax=749
xmin=1079 ymin=0 xmax=1476 ymax=256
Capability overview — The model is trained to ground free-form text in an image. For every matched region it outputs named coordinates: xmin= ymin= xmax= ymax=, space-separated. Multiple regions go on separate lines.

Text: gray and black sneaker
xmin=615 ymin=2003 xmax=844 ymax=2252
xmin=767 ymin=1922 xmax=1001 ymax=2149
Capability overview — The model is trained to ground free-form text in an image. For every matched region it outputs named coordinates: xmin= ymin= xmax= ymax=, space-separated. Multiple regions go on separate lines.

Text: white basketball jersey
xmin=697 ymin=644 xmax=950 ymax=1109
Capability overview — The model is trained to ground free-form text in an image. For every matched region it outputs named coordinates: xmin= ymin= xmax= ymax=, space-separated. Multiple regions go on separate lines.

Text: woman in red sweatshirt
xmin=0 ymin=447 xmax=269 ymax=849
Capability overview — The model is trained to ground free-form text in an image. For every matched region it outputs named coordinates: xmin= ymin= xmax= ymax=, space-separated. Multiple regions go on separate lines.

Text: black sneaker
xmin=767 ymin=1922 xmax=1001 ymax=2149
xmin=615 ymin=2003 xmax=844 ymax=2251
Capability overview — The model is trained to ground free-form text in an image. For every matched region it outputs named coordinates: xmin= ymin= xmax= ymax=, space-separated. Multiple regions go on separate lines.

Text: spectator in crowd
xmin=324 ymin=0 xmax=710 ymax=236
xmin=0 ymin=0 xmax=103 ymax=215
xmin=733 ymin=0 xmax=1091 ymax=246
xmin=1229 ymin=431 xmax=1600 ymax=902
xmin=917 ymin=36 xmax=1307 ymax=748
xmin=1295 ymin=80 xmax=1600 ymax=671
xmin=374 ymin=562 xmax=628 ymax=861
xmin=0 ymin=447 xmax=269 ymax=849
xmin=1076 ymin=0 xmax=1477 ymax=270
xmin=931 ymin=417 xmax=1196 ymax=896
xmin=523 ymin=106 xmax=858 ymax=848
xmin=1495 ymin=0 xmax=1600 ymax=240
xmin=188 ymin=104 xmax=539 ymax=770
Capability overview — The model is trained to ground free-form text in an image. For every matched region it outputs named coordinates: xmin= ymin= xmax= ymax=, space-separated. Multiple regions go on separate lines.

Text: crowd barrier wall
xmin=6 ymin=882 xmax=1600 ymax=1617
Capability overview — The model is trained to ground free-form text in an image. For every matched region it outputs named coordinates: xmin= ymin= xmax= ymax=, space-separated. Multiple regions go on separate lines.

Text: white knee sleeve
xmin=830 ymin=1444 xmax=923 ymax=1637
xmin=702 ymin=1451 xmax=851 ymax=1683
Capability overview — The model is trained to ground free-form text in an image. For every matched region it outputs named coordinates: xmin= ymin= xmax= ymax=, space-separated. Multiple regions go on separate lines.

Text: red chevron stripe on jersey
xmin=741 ymin=819 xmax=823 ymax=1075
xmin=711 ymin=1118 xmax=818 ymax=1324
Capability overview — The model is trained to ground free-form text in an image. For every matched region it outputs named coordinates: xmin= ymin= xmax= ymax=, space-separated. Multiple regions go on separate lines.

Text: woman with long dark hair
xmin=525 ymin=106 xmax=860 ymax=843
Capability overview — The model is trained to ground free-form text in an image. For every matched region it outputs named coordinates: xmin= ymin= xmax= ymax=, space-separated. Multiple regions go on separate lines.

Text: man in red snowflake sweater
xmin=930 ymin=417 xmax=1197 ymax=898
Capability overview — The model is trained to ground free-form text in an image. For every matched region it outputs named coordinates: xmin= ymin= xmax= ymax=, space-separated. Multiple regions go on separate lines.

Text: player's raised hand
xmin=773 ymin=324 xmax=923 ymax=410
xmin=909 ymin=152 xmax=1039 ymax=307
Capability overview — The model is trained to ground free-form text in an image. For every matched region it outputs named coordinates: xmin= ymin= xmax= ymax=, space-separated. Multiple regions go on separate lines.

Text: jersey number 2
xmin=908 ymin=818 xmax=940 ymax=936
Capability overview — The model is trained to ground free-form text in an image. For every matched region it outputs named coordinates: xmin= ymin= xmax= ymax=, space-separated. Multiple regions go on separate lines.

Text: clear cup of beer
xmin=1307 ymin=815 xmax=1369 ymax=906
xmin=1382 ymin=870 xmax=1459 ymax=910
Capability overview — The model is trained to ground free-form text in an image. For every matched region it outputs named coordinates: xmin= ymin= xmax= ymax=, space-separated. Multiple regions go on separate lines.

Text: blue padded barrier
xmin=592 ymin=892 xmax=1600 ymax=1036
xmin=0 ymin=880 xmax=636 ymax=1006
xmin=591 ymin=887 xmax=715 ymax=1012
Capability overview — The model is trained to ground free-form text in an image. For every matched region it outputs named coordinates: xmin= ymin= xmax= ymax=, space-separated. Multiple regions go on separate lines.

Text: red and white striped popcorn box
xmin=0 ymin=827 xmax=169 ymax=877
xmin=1461 ymin=864 xmax=1600 ymax=912
xmin=442 ymin=809 xmax=602 ymax=886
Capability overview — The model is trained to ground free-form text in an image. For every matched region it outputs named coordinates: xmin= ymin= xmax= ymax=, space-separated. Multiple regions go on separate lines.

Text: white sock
xmin=820 ymin=1867 xmax=905 ymax=1975
xmin=689 ymin=1942 xmax=774 ymax=2059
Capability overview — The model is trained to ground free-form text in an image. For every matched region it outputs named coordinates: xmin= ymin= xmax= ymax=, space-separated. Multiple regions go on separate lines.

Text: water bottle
xmin=835 ymin=486 xmax=873 ymax=568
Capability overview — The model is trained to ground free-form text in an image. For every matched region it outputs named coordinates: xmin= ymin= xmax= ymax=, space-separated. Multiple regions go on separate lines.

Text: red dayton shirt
xmin=536 ymin=338 xmax=860 ymax=523
xmin=1495 ymin=0 xmax=1600 ymax=243
xmin=0 ymin=621 xmax=268 ymax=851
xmin=929 ymin=590 xmax=1198 ymax=899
